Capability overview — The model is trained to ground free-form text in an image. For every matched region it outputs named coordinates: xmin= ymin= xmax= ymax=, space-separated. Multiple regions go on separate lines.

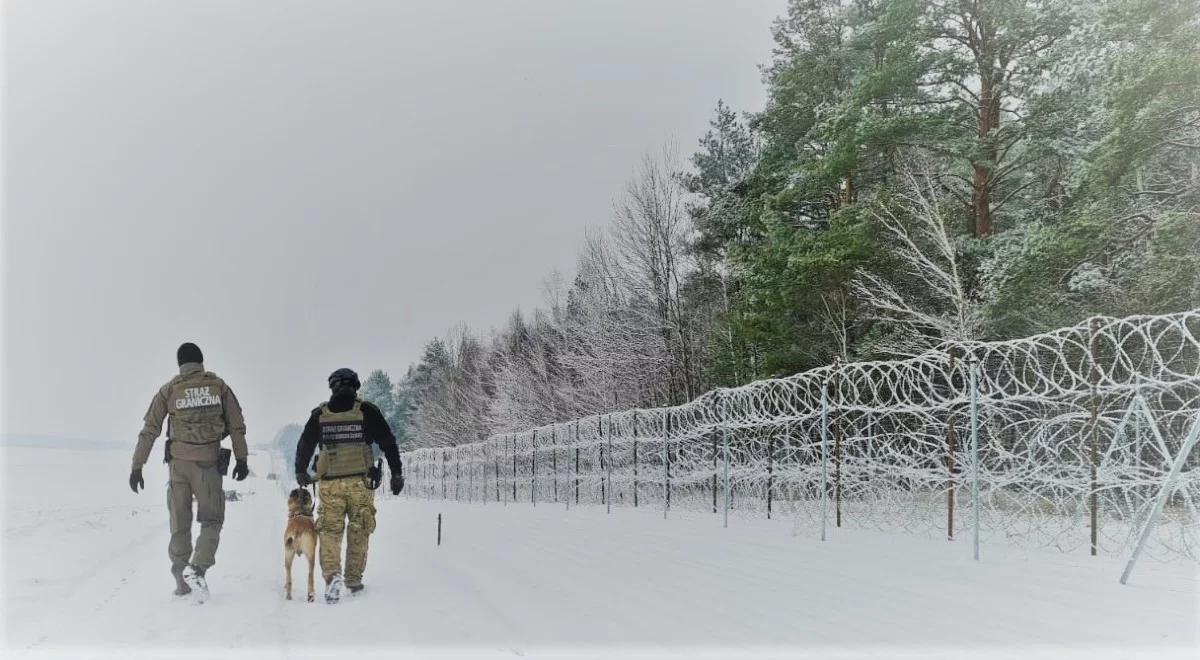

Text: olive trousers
xmin=167 ymin=459 xmax=225 ymax=574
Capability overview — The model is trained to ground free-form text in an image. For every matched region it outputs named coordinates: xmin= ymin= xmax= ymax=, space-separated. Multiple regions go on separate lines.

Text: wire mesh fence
xmin=401 ymin=311 xmax=1200 ymax=562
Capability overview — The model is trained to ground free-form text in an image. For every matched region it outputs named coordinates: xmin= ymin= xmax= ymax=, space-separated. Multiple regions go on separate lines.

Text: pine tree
xmin=360 ymin=370 xmax=399 ymax=437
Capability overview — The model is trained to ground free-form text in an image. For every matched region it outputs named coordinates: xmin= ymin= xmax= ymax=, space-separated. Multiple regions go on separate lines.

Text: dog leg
xmin=285 ymin=548 xmax=294 ymax=600
xmin=306 ymin=550 xmax=316 ymax=603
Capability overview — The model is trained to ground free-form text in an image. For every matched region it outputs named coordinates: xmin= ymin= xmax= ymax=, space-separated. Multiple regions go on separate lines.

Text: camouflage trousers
xmin=316 ymin=476 xmax=376 ymax=586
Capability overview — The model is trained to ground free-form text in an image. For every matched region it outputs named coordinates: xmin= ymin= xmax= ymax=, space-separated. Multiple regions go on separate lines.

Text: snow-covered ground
xmin=2 ymin=446 xmax=1196 ymax=659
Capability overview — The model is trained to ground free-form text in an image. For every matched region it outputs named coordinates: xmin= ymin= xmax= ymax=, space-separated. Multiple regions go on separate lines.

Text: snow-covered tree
xmin=852 ymin=159 xmax=982 ymax=355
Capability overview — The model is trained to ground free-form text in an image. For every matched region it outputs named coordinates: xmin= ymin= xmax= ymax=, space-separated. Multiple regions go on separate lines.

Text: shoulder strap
xmin=204 ymin=372 xmax=226 ymax=393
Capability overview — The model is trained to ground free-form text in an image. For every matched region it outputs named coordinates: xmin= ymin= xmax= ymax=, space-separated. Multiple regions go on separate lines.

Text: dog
xmin=284 ymin=487 xmax=318 ymax=602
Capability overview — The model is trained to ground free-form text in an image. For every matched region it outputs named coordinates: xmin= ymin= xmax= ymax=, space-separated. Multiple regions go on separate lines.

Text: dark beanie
xmin=177 ymin=342 xmax=204 ymax=366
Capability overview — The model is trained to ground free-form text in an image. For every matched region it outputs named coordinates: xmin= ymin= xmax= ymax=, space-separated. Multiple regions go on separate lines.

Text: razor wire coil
xmin=401 ymin=311 xmax=1200 ymax=561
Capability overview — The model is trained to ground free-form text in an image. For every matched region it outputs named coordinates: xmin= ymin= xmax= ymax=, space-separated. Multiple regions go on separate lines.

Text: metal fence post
xmin=766 ymin=432 xmax=775 ymax=519
xmin=833 ymin=357 xmax=843 ymax=528
xmin=1121 ymin=412 xmax=1200 ymax=584
xmin=947 ymin=347 xmax=959 ymax=541
xmin=820 ymin=376 xmax=829 ymax=542
xmin=663 ymin=407 xmax=671 ymax=519
xmin=723 ymin=391 xmax=731 ymax=529
xmin=1088 ymin=318 xmax=1102 ymax=556
xmin=712 ymin=406 xmax=719 ymax=514
xmin=564 ymin=423 xmax=571 ymax=511
xmin=633 ymin=410 xmax=639 ymax=508
xmin=532 ymin=429 xmax=537 ymax=506
xmin=606 ymin=415 xmax=613 ymax=514
xmin=969 ymin=355 xmax=981 ymax=561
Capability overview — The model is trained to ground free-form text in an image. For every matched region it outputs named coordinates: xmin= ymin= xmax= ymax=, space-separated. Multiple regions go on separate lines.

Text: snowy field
xmin=2 ymin=446 xmax=1197 ymax=660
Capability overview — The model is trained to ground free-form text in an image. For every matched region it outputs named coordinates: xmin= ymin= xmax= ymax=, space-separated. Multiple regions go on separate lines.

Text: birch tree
xmin=852 ymin=159 xmax=981 ymax=355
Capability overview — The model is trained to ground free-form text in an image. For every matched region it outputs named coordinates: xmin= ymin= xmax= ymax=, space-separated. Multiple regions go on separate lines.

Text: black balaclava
xmin=177 ymin=342 xmax=203 ymax=366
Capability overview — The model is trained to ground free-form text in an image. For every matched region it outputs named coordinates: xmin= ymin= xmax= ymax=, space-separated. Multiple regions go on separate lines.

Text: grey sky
xmin=2 ymin=0 xmax=784 ymax=446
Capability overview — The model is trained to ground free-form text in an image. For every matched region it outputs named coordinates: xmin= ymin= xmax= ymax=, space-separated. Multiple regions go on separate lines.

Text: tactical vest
xmin=166 ymin=371 xmax=228 ymax=447
xmin=314 ymin=400 xmax=373 ymax=480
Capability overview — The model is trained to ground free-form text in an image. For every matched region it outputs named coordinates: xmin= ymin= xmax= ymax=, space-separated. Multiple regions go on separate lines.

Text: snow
xmin=2 ymin=446 xmax=1197 ymax=659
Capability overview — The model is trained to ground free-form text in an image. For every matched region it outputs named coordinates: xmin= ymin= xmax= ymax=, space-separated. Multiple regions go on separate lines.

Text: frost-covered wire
xmin=401 ymin=311 xmax=1200 ymax=561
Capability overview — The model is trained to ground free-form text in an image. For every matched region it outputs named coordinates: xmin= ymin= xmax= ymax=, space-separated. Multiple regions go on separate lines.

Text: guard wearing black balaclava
xmin=293 ymin=368 xmax=403 ymax=603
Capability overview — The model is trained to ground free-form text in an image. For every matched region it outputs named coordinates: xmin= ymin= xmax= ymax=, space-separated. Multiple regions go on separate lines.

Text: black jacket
xmin=295 ymin=394 xmax=403 ymax=477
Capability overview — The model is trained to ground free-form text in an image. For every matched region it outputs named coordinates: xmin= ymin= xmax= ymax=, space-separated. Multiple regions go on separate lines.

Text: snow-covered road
xmin=2 ymin=446 xmax=1197 ymax=659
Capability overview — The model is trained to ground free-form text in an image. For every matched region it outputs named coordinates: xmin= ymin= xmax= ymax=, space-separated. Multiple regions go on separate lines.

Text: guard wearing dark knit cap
xmin=129 ymin=342 xmax=249 ymax=600
xmin=294 ymin=368 xmax=403 ymax=603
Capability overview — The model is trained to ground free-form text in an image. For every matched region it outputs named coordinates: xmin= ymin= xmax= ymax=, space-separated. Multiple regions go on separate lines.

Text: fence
xmin=400 ymin=311 xmax=1200 ymax=562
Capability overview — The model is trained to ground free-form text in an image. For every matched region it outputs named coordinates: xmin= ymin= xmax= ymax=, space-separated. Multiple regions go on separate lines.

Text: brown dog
xmin=284 ymin=487 xmax=318 ymax=602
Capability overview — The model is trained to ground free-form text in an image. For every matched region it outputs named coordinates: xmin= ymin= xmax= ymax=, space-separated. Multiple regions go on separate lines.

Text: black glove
xmin=296 ymin=471 xmax=314 ymax=487
xmin=367 ymin=464 xmax=383 ymax=490
xmin=232 ymin=459 xmax=249 ymax=481
xmin=129 ymin=468 xmax=144 ymax=493
xmin=390 ymin=473 xmax=404 ymax=495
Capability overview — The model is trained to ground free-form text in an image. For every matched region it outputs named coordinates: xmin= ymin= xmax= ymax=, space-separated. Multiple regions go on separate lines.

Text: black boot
xmin=172 ymin=566 xmax=191 ymax=597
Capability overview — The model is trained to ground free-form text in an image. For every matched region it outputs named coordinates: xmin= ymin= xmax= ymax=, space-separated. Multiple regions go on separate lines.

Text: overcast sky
xmin=2 ymin=0 xmax=784 ymax=447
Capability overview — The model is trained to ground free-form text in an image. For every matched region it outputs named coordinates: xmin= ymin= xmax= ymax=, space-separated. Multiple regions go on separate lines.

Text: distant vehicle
xmin=266 ymin=473 xmax=278 ymax=481
xmin=224 ymin=490 xmax=242 ymax=502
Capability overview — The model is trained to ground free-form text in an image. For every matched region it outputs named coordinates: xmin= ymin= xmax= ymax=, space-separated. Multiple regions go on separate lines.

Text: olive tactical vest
xmin=315 ymin=400 xmax=372 ymax=479
xmin=166 ymin=371 xmax=228 ymax=447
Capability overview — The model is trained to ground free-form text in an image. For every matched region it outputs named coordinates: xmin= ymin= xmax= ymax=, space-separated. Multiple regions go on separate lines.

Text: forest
xmin=361 ymin=0 xmax=1199 ymax=449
